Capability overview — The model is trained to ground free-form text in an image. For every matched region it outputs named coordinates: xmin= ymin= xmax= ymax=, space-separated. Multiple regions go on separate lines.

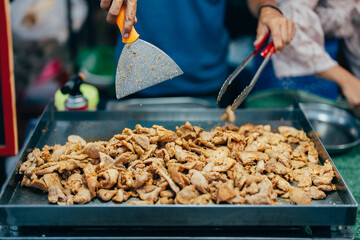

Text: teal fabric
xmin=332 ymin=146 xmax=360 ymax=239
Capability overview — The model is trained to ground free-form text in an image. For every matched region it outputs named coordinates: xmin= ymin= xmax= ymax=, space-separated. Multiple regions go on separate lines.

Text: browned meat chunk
xmin=21 ymin=175 xmax=47 ymax=192
xmin=289 ymin=187 xmax=311 ymax=205
xmin=83 ymin=142 xmax=106 ymax=159
xmin=34 ymin=162 xmax=59 ymax=176
xmin=174 ymin=145 xmax=199 ymax=162
xmin=137 ymin=185 xmax=162 ymax=203
xmin=133 ymin=134 xmax=150 ymax=151
xmin=98 ymin=169 xmax=119 ymax=189
xmin=48 ymin=186 xmax=66 ymax=204
xmin=189 ymin=170 xmax=209 ymax=193
xmin=176 ymin=121 xmax=197 ymax=140
xmin=157 ymin=197 xmax=174 ymax=204
xmin=221 ymin=106 xmax=236 ymax=123
xmin=193 ymin=193 xmax=213 ymax=204
xmin=133 ymin=170 xmax=152 ymax=188
xmin=308 ymin=186 xmax=326 ymax=199
xmin=237 ymin=151 xmax=269 ymax=165
xmin=160 ymin=190 xmax=175 ymax=198
xmin=83 ymin=164 xmax=98 ymax=197
xmin=43 ymin=173 xmax=63 ymax=190
xmin=245 ymin=178 xmax=277 ymax=205
xmin=67 ymin=135 xmax=86 ymax=146
xmin=175 ymin=185 xmax=200 ymax=204
xmin=49 ymin=145 xmax=67 ymax=162
xmin=64 ymin=173 xmax=83 ymax=194
xmin=140 ymin=144 xmax=157 ymax=161
xmin=112 ymin=189 xmax=130 ymax=203
xmin=115 ymin=152 xmax=138 ymax=164
xmin=155 ymin=164 xmax=180 ymax=193
xmin=154 ymin=125 xmax=178 ymax=142
xmin=168 ymin=165 xmax=189 ymax=188
xmin=216 ymin=180 xmax=236 ymax=203
xmin=19 ymin=148 xmax=44 ymax=176
xmin=265 ymin=159 xmax=289 ymax=175
xmin=97 ymin=189 xmax=117 ymax=201
xmin=74 ymin=187 xmax=92 ymax=204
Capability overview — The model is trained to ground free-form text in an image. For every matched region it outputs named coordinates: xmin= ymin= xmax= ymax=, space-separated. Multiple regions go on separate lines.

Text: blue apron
xmin=115 ymin=0 xmax=230 ymax=97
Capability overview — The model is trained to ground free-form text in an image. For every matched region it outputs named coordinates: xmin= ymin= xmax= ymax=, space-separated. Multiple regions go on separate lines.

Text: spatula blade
xmin=115 ymin=39 xmax=183 ymax=99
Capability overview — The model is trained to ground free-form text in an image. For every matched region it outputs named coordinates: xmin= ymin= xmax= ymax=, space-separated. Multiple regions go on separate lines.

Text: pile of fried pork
xmin=20 ymin=122 xmax=336 ymax=205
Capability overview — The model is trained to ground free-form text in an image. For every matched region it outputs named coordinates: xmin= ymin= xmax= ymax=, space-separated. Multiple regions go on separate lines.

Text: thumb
xmin=254 ymin=23 xmax=268 ymax=46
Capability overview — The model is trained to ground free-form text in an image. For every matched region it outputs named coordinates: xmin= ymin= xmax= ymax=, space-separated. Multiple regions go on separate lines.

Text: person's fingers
xmin=268 ymin=21 xmax=284 ymax=53
xmin=289 ymin=20 xmax=296 ymax=42
xmin=280 ymin=22 xmax=288 ymax=46
xmin=254 ymin=23 xmax=268 ymax=46
xmin=106 ymin=0 xmax=123 ymax=24
xmin=100 ymin=0 xmax=112 ymax=11
xmin=123 ymin=0 xmax=137 ymax=39
xmin=282 ymin=20 xmax=295 ymax=45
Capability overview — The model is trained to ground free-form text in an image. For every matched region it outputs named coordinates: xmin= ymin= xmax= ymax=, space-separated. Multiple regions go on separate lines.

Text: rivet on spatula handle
xmin=116 ymin=6 xmax=140 ymax=44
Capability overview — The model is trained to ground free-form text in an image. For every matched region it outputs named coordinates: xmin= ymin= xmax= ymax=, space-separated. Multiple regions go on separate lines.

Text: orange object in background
xmin=0 ymin=0 xmax=18 ymax=156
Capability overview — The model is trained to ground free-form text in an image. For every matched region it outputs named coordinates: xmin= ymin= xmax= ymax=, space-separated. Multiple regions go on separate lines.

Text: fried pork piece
xmin=236 ymin=151 xmax=269 ymax=165
xmin=83 ymin=164 xmax=98 ymax=197
xmin=265 ymin=158 xmax=289 ymax=175
xmin=64 ymin=173 xmax=83 ymax=194
xmin=137 ymin=185 xmax=162 ymax=203
xmin=245 ymin=177 xmax=277 ymax=205
xmin=189 ymin=170 xmax=209 ymax=193
xmin=83 ymin=142 xmax=106 ymax=159
xmin=175 ymin=185 xmax=200 ymax=204
xmin=19 ymin=148 xmax=44 ymax=176
xmin=221 ymin=106 xmax=236 ymax=123
xmin=20 ymin=122 xmax=336 ymax=206
xmin=154 ymin=125 xmax=178 ymax=142
xmin=289 ymin=187 xmax=311 ymax=205
xmin=98 ymin=189 xmax=117 ymax=201
xmin=49 ymin=144 xmax=68 ymax=162
xmin=216 ymin=180 xmax=236 ymax=203
xmin=307 ymin=186 xmax=326 ymax=200
xmin=68 ymin=135 xmax=86 ymax=146
xmin=98 ymin=169 xmax=119 ymax=189
xmin=21 ymin=174 xmax=47 ymax=192
xmin=73 ymin=187 xmax=92 ymax=204
xmin=43 ymin=173 xmax=66 ymax=204
xmin=168 ymin=165 xmax=190 ymax=188
xmin=176 ymin=121 xmax=198 ymax=140
xmin=278 ymin=126 xmax=308 ymax=140
xmin=112 ymin=189 xmax=130 ymax=203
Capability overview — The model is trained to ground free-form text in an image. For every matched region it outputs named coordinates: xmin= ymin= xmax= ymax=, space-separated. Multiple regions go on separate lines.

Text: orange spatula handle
xmin=116 ymin=6 xmax=140 ymax=44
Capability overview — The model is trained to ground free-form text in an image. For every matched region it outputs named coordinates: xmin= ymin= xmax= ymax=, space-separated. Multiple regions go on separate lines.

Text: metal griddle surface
xmin=0 ymin=106 xmax=357 ymax=227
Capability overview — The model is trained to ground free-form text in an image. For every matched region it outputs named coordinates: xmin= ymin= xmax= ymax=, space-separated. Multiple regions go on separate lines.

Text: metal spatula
xmin=115 ymin=7 xmax=183 ymax=99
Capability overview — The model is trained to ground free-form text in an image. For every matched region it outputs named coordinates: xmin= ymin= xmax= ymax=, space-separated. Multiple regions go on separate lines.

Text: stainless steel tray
xmin=0 ymin=105 xmax=357 ymax=227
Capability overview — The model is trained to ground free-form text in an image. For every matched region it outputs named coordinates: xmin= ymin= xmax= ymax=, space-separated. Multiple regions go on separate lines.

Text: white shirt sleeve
xmin=272 ymin=0 xmax=337 ymax=78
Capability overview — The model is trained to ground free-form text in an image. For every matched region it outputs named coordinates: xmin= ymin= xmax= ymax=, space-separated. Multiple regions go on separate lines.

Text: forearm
xmin=247 ymin=0 xmax=278 ymax=17
xmin=317 ymin=65 xmax=360 ymax=108
xmin=316 ymin=65 xmax=355 ymax=88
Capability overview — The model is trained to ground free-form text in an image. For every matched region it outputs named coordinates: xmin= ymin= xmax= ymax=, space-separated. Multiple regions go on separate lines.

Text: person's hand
xmin=254 ymin=7 xmax=295 ymax=53
xmin=100 ymin=0 xmax=137 ymax=39
xmin=340 ymin=77 xmax=360 ymax=111
xmin=317 ymin=65 xmax=360 ymax=114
